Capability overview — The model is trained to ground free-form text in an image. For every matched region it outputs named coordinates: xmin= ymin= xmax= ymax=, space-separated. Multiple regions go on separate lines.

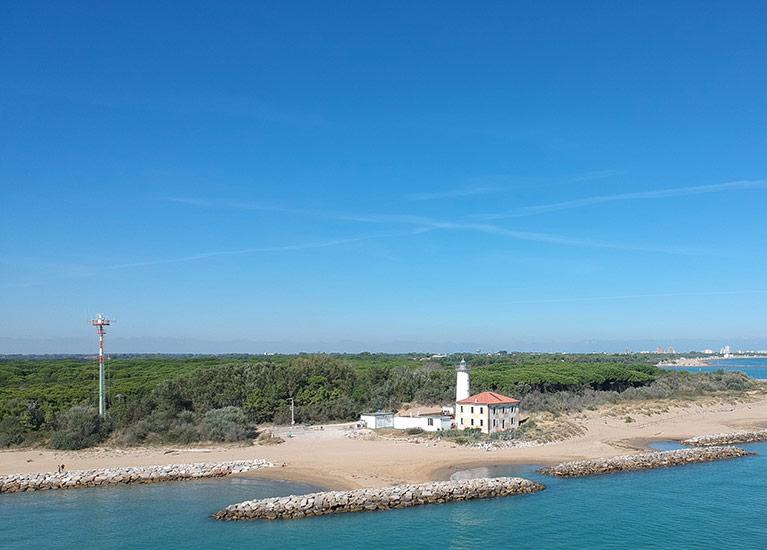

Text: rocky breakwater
xmin=539 ymin=447 xmax=752 ymax=477
xmin=0 ymin=459 xmax=272 ymax=494
xmin=213 ymin=477 xmax=544 ymax=520
xmin=682 ymin=429 xmax=767 ymax=447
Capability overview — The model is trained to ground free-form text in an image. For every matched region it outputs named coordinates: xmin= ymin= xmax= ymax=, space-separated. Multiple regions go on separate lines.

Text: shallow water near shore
xmin=3 ymin=442 xmax=767 ymax=549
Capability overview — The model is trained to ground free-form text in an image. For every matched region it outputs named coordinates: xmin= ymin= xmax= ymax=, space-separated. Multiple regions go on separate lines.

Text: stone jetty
xmin=0 ymin=459 xmax=272 ymax=494
xmin=682 ymin=429 xmax=767 ymax=447
xmin=539 ymin=446 xmax=752 ymax=477
xmin=213 ymin=477 xmax=544 ymax=520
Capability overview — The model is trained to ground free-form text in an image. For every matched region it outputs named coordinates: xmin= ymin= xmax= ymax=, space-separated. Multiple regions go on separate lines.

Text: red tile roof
xmin=457 ymin=391 xmax=520 ymax=405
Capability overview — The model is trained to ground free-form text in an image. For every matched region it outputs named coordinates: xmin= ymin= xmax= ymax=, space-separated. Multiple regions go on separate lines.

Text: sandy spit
xmin=3 ymin=395 xmax=767 ymax=490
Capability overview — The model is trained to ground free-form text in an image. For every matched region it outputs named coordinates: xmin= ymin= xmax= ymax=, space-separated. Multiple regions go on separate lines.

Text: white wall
xmin=439 ymin=417 xmax=454 ymax=430
xmin=455 ymin=403 xmax=490 ymax=433
xmin=392 ymin=415 xmax=450 ymax=432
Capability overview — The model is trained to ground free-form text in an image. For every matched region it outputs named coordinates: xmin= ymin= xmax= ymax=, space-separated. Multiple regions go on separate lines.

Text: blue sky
xmin=1 ymin=2 xmax=766 ymax=353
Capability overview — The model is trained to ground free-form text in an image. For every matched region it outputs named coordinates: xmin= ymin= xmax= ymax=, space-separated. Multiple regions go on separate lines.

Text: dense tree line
xmin=0 ymin=353 xmax=747 ymax=449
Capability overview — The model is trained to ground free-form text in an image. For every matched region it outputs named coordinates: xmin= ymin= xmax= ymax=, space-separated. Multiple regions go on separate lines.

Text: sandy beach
xmin=3 ymin=393 xmax=767 ymax=491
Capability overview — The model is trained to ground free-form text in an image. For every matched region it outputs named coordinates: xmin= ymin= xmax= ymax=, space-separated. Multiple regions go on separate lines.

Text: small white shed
xmin=359 ymin=412 xmax=394 ymax=429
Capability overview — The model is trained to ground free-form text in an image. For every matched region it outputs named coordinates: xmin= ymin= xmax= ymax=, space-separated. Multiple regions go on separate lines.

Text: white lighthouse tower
xmin=456 ymin=358 xmax=470 ymax=402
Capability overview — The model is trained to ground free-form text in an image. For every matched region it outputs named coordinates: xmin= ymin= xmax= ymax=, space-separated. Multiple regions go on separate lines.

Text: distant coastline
xmin=657 ymin=357 xmax=712 ymax=367
xmin=657 ymin=355 xmax=767 ymax=368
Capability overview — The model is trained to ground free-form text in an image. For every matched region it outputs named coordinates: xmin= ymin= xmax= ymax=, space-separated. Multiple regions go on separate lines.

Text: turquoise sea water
xmin=3 ymin=442 xmax=767 ymax=549
xmin=663 ymin=357 xmax=767 ymax=379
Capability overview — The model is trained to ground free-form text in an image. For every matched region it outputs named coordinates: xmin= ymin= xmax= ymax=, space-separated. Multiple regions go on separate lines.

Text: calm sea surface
xmin=3 ymin=442 xmax=767 ymax=549
xmin=664 ymin=356 xmax=767 ymax=379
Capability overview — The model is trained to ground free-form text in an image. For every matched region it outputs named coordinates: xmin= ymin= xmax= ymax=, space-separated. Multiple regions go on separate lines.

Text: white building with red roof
xmin=456 ymin=391 xmax=520 ymax=434
xmin=360 ymin=359 xmax=521 ymax=434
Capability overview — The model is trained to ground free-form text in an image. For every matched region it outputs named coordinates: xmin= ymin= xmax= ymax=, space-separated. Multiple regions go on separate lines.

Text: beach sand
xmin=3 ymin=394 xmax=767 ymax=490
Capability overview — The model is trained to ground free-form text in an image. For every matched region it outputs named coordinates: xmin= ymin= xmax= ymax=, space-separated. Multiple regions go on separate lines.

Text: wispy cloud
xmin=167 ymin=197 xmax=302 ymax=215
xmin=433 ymin=221 xmax=711 ymax=256
xmin=405 ymin=186 xmax=498 ymax=202
xmin=504 ymin=289 xmax=767 ymax=305
xmin=169 ymin=188 xmax=740 ymax=259
xmin=33 ymin=87 xmax=325 ymax=128
xmin=337 ymin=214 xmax=712 ymax=256
xmin=104 ymin=229 xmax=430 ymax=270
xmin=0 ymin=229 xmax=431 ymax=286
xmin=478 ymin=179 xmax=767 ymax=219
xmin=570 ymin=169 xmax=623 ymax=183
xmin=0 ymin=280 xmax=44 ymax=289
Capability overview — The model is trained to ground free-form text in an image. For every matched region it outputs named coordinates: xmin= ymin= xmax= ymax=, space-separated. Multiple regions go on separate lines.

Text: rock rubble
xmin=213 ymin=477 xmax=544 ymax=520
xmin=0 ymin=460 xmax=272 ymax=494
xmin=539 ymin=446 xmax=752 ymax=477
xmin=682 ymin=429 xmax=767 ymax=447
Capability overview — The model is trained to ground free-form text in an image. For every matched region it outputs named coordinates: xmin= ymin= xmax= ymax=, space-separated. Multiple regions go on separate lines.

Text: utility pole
xmin=90 ymin=314 xmax=112 ymax=416
xmin=288 ymin=397 xmax=295 ymax=425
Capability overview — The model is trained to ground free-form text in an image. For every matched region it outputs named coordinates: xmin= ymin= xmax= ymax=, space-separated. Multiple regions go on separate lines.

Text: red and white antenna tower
xmin=90 ymin=314 xmax=112 ymax=416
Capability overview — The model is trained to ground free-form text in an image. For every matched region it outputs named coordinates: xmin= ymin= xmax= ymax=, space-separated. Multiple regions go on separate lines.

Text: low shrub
xmin=0 ymin=416 xmax=25 ymax=447
xmin=489 ymin=429 xmax=525 ymax=441
xmin=199 ymin=406 xmax=255 ymax=442
xmin=520 ymin=372 xmax=754 ymax=414
xmin=441 ymin=428 xmax=483 ymax=442
xmin=51 ymin=406 xmax=110 ymax=450
xmin=404 ymin=427 xmax=424 ymax=435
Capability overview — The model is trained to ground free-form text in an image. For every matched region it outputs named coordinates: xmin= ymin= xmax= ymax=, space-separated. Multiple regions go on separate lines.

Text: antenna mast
xmin=90 ymin=314 xmax=112 ymax=416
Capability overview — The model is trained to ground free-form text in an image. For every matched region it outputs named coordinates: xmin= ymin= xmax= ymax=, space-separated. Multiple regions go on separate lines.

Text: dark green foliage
xmin=50 ymin=405 xmax=110 ymax=450
xmin=472 ymin=362 xmax=661 ymax=394
xmin=404 ymin=427 xmax=424 ymax=435
xmin=199 ymin=407 xmax=255 ymax=442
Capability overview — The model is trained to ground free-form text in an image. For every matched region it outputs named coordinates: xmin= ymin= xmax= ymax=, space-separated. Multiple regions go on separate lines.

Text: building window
xmin=470 ymin=419 xmax=474 ymax=426
xmin=460 ymin=406 xmax=463 ymax=413
xmin=480 ymin=419 xmax=483 ymax=427
xmin=502 ymin=420 xmax=505 ymax=428
xmin=470 ymin=406 xmax=474 ymax=413
xmin=427 ymin=418 xmax=434 ymax=426
xmin=460 ymin=418 xmax=464 ymax=425
xmin=480 ymin=407 xmax=483 ymax=414
xmin=493 ymin=419 xmax=496 ymax=427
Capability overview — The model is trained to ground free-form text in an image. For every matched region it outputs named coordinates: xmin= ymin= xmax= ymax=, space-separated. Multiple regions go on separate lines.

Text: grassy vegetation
xmin=0 ymin=353 xmax=754 ymax=449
